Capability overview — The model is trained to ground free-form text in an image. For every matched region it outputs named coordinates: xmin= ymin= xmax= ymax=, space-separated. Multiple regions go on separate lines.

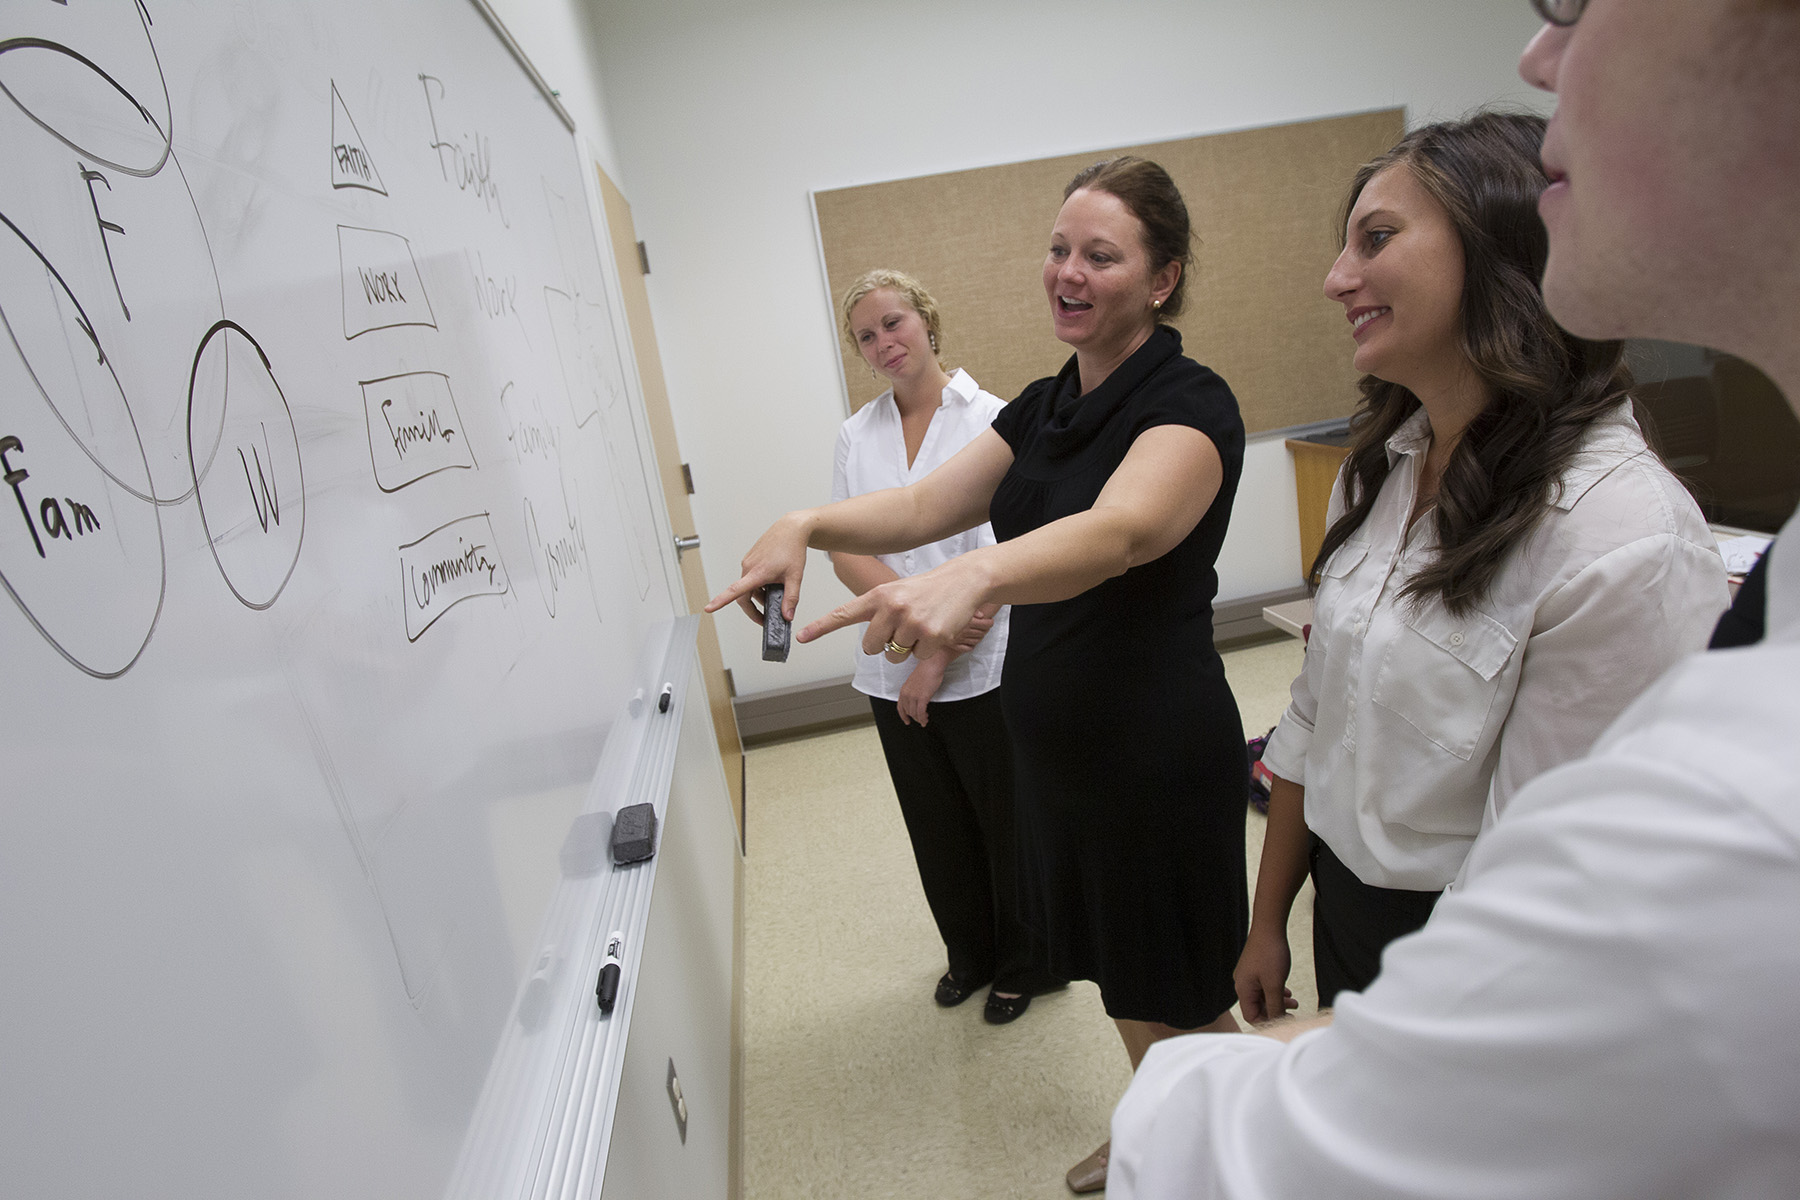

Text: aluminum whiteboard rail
xmin=466 ymin=0 xmax=577 ymax=132
xmin=443 ymin=617 xmax=700 ymax=1200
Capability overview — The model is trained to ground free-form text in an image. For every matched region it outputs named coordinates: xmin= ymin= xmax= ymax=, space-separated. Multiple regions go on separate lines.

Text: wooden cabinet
xmin=1286 ymin=436 xmax=1353 ymax=580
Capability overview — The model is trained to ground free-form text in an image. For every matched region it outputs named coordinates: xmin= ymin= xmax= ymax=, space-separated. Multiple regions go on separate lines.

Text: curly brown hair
xmin=1312 ymin=111 xmax=1637 ymax=616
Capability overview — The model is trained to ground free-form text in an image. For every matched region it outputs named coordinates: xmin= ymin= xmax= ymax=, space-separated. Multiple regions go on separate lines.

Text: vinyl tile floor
xmin=740 ymin=637 xmax=1314 ymax=1199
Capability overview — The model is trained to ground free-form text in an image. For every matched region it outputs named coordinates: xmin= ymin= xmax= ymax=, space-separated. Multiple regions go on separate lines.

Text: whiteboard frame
xmin=468 ymin=0 xmax=576 ymax=132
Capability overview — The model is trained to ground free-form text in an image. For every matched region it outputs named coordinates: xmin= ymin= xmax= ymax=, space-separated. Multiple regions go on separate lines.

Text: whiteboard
xmin=0 ymin=1 xmax=686 ymax=1196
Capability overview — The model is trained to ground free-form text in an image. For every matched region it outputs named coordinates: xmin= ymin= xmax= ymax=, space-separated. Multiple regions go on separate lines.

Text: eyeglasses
xmin=1530 ymin=0 xmax=1587 ymax=26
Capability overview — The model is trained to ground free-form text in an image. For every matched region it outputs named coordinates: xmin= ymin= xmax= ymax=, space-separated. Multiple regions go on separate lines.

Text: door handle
xmin=674 ymin=534 xmax=701 ymax=556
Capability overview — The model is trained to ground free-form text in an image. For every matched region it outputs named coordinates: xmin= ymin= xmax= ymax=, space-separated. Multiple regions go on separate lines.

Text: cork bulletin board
xmin=813 ymin=108 xmax=1406 ymax=433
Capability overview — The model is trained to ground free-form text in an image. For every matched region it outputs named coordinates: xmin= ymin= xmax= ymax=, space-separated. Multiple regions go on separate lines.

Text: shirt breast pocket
xmin=1310 ymin=538 xmax=1369 ymax=643
xmin=1317 ymin=537 xmax=1369 ymax=580
xmin=1371 ymin=603 xmax=1518 ymax=761
xmin=1314 ymin=537 xmax=1369 ymax=596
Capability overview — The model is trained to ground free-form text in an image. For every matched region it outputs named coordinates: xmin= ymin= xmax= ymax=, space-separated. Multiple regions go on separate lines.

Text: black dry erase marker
xmin=657 ymin=683 xmax=673 ymax=713
xmin=596 ymin=931 xmax=624 ymax=1013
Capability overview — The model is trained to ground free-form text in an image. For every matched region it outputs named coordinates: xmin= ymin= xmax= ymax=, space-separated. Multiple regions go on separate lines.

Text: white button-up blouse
xmin=1260 ymin=404 xmax=1729 ymax=890
xmin=830 ymin=368 xmax=1009 ymax=703
xmin=1106 ymin=510 xmax=1800 ymax=1200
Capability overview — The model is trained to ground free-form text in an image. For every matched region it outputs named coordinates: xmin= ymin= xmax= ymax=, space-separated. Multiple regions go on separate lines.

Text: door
xmin=595 ymin=165 xmax=747 ymax=843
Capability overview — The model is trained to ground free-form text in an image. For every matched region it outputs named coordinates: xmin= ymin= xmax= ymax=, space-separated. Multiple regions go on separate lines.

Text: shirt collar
xmin=1384 ymin=407 xmax=1434 ymax=466
xmin=942 ymin=368 xmax=977 ymax=407
xmin=1382 ymin=402 xmax=1645 ymax=511
xmin=1039 ymin=325 xmax=1185 ymax=461
xmin=876 ymin=369 xmax=976 ymax=416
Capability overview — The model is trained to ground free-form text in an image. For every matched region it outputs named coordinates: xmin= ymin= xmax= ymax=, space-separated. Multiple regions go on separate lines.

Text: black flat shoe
xmin=935 ymin=972 xmax=991 ymax=1007
xmin=983 ymin=989 xmax=1032 ymax=1024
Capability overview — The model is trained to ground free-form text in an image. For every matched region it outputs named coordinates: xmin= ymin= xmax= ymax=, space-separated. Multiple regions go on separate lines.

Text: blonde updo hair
xmin=840 ymin=268 xmax=943 ymax=357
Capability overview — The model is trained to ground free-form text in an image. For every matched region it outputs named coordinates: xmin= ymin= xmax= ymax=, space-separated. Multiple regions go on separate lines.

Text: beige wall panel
xmin=815 ymin=108 xmax=1404 ymax=434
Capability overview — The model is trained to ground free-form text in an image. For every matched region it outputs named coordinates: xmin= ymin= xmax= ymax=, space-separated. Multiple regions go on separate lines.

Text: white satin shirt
xmin=1108 ymin=512 xmax=1800 ymax=1200
xmin=1260 ymin=405 xmax=1728 ymax=889
xmin=831 ymin=368 xmax=1009 ymax=703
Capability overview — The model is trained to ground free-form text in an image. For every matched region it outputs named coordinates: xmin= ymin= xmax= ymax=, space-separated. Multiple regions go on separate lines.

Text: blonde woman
xmin=833 ymin=269 xmax=1061 ymax=1023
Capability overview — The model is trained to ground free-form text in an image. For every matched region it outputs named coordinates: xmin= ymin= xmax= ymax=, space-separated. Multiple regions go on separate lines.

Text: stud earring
xmin=1152 ymin=299 xmax=1163 ymax=311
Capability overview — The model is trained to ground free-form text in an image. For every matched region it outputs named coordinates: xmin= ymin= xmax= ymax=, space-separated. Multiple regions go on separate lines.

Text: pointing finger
xmin=798 ymin=592 xmax=877 ymax=644
xmin=705 ymin=575 xmax=759 ymax=616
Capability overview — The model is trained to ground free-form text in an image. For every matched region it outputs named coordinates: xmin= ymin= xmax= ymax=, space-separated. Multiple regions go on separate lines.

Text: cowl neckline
xmin=1041 ymin=325 xmax=1184 ymax=461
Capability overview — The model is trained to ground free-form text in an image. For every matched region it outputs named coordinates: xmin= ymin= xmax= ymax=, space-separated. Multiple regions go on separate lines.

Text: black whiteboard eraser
xmin=610 ymin=802 xmax=658 ymax=864
xmin=762 ymin=585 xmax=791 ymax=662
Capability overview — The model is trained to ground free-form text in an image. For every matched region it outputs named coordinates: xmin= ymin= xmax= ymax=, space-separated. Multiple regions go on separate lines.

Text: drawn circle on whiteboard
xmin=187 ymin=321 xmax=305 ymax=611
xmin=0 ymin=190 xmax=221 ymax=508
xmin=0 ymin=209 xmax=168 ymax=501
xmin=92 ymin=154 xmax=230 ymax=507
xmin=0 ymin=9 xmax=220 ymax=506
xmin=0 ymin=33 xmax=173 ymax=179
xmin=0 ymin=216 xmax=165 ymax=678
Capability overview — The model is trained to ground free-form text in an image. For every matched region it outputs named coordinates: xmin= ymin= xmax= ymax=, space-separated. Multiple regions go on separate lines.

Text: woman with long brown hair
xmin=1234 ymin=111 xmax=1728 ymax=1024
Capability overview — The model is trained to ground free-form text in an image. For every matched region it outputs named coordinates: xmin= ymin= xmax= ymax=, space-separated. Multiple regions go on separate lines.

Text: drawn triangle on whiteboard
xmin=331 ymin=81 xmax=387 ymax=195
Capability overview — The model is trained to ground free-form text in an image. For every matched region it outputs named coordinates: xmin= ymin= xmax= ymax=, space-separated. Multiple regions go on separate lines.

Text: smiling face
xmin=847 ymin=287 xmax=937 ymax=387
xmin=1520 ymin=0 xmax=1800 ymax=358
xmin=1324 ymin=164 xmax=1468 ymax=394
xmin=1042 ymin=187 xmax=1178 ymax=362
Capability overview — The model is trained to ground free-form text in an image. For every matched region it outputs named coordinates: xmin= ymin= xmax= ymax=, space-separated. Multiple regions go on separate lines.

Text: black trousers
xmin=1711 ymin=547 xmax=1770 ymax=648
xmin=1310 ymin=834 xmax=1441 ymax=1009
xmin=869 ymin=690 xmax=1059 ymax=993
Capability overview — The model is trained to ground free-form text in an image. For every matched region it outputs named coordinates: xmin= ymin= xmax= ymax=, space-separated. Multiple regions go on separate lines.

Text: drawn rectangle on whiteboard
xmin=339 ymin=224 xmax=436 ymax=339
xmin=361 ymin=371 xmax=476 ymax=491
xmin=398 ymin=513 xmax=509 ymax=641
xmin=543 ymin=284 xmax=597 ymax=429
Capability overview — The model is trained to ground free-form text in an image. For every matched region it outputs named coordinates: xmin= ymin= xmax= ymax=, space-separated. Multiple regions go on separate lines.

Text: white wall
xmin=584 ymin=0 xmax=1553 ymax=695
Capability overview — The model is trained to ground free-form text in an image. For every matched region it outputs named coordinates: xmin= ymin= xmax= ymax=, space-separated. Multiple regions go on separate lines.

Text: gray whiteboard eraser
xmin=610 ymin=802 xmax=658 ymax=864
xmin=560 ymin=811 xmax=612 ymax=877
xmin=762 ymin=585 xmax=791 ymax=662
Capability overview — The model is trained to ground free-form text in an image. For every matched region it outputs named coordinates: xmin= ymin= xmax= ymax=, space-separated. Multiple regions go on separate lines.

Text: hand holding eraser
xmin=762 ymin=585 xmax=791 ymax=662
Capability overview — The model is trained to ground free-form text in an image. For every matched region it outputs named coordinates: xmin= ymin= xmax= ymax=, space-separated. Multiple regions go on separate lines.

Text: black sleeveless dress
xmin=988 ymin=326 xmax=1248 ymax=1026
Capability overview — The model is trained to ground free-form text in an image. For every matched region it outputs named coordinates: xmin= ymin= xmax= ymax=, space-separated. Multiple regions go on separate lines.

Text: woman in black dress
xmin=709 ymin=157 xmax=1247 ymax=1195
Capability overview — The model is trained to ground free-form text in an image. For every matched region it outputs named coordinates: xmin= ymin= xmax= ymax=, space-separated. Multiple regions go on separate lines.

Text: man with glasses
xmin=1107 ymin=1 xmax=1800 ymax=1195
